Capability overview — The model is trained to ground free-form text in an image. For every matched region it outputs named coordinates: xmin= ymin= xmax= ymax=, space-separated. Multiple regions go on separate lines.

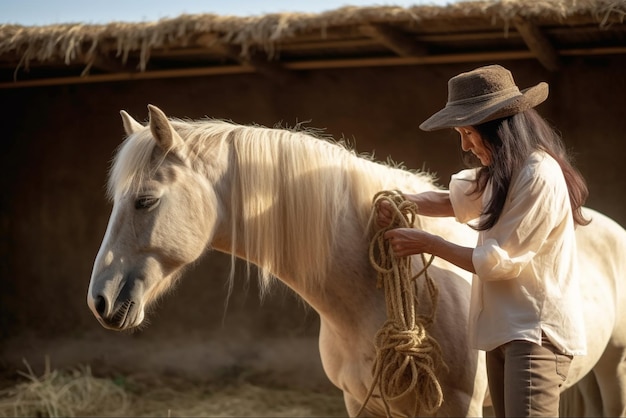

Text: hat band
xmin=448 ymin=86 xmax=521 ymax=106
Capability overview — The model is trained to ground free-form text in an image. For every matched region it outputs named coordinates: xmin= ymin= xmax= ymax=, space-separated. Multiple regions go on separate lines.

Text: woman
xmin=377 ymin=65 xmax=589 ymax=417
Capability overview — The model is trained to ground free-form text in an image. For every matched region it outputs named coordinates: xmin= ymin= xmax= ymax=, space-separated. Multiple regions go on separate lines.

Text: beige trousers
xmin=485 ymin=333 xmax=573 ymax=417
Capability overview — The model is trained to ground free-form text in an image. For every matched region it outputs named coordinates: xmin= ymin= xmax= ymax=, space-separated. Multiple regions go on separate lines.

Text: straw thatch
xmin=0 ymin=0 xmax=624 ymax=87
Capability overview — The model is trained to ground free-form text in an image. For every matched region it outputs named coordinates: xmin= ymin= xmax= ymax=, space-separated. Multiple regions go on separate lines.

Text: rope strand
xmin=358 ymin=191 xmax=445 ymax=417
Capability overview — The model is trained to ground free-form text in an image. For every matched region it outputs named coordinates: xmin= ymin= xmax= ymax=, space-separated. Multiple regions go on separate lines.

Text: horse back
xmin=576 ymin=208 xmax=626 ymax=348
xmin=563 ymin=209 xmax=626 ymax=418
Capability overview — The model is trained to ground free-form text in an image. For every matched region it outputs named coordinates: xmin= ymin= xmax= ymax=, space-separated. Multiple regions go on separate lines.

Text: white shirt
xmin=449 ymin=151 xmax=587 ymax=355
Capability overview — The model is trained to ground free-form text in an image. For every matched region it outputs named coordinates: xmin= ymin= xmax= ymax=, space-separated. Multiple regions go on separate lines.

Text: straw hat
xmin=419 ymin=65 xmax=549 ymax=131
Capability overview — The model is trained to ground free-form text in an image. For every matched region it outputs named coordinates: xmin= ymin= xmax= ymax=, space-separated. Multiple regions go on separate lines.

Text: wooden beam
xmin=85 ymin=54 xmax=131 ymax=74
xmin=222 ymin=45 xmax=298 ymax=85
xmin=2 ymin=46 xmax=625 ymax=89
xmin=287 ymin=50 xmax=536 ymax=70
xmin=0 ymin=64 xmax=255 ymax=88
xmin=359 ymin=24 xmax=427 ymax=57
xmin=0 ymin=50 xmax=533 ymax=88
xmin=192 ymin=35 xmax=297 ymax=84
xmin=513 ymin=17 xmax=561 ymax=71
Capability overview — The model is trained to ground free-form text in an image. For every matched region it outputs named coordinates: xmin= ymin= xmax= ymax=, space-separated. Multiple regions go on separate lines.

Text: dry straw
xmin=0 ymin=358 xmax=346 ymax=417
xmin=0 ymin=0 xmax=623 ymax=73
xmin=0 ymin=357 xmax=128 ymax=417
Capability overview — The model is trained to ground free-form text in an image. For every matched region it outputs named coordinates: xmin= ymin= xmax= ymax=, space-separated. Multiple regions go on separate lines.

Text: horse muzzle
xmin=87 ymin=274 xmax=146 ymax=331
xmin=92 ymin=295 xmax=144 ymax=330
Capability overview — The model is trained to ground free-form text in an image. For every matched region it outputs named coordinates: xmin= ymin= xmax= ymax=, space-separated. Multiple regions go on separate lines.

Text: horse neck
xmin=203 ymin=126 xmax=379 ymax=305
xmin=200 ymin=124 xmax=436 ymax=329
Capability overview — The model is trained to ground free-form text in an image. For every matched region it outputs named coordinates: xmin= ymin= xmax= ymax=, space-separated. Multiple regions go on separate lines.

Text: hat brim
xmin=419 ymin=82 xmax=549 ymax=131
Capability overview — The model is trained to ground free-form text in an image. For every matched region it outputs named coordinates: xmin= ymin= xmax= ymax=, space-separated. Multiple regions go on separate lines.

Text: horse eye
xmin=134 ymin=196 xmax=160 ymax=210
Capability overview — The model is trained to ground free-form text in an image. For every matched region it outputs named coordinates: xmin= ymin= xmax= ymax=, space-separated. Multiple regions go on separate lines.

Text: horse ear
xmin=147 ymin=104 xmax=184 ymax=151
xmin=120 ymin=110 xmax=143 ymax=135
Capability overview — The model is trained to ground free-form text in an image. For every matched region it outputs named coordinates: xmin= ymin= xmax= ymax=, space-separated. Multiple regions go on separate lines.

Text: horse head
xmin=87 ymin=105 xmax=220 ymax=330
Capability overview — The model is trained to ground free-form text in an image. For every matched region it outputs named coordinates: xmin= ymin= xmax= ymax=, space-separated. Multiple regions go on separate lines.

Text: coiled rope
xmin=358 ymin=190 xmax=445 ymax=417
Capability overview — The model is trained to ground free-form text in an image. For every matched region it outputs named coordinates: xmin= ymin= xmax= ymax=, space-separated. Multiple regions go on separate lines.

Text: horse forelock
xmin=107 ymin=129 xmax=159 ymax=201
xmin=107 ymin=119 xmax=232 ymax=201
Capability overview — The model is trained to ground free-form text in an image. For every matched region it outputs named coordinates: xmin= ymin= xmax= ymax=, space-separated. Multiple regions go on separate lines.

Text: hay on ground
xmin=0 ymin=358 xmax=346 ymax=417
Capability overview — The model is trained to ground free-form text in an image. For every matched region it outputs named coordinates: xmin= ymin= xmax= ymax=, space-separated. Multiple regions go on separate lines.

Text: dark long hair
xmin=466 ymin=108 xmax=590 ymax=230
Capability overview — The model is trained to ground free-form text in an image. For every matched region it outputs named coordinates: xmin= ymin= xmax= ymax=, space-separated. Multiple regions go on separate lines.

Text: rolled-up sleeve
xmin=473 ymin=239 xmax=536 ymax=280
xmin=449 ymin=169 xmax=483 ymax=224
xmin=471 ymin=162 xmax=565 ymax=281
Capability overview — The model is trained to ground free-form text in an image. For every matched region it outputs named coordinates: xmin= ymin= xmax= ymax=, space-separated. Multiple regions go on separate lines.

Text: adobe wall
xmin=1 ymin=55 xmax=624 ymax=386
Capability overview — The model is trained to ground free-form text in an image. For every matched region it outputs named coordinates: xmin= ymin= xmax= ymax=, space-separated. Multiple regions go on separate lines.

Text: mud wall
xmin=1 ymin=56 xmax=624 ymax=387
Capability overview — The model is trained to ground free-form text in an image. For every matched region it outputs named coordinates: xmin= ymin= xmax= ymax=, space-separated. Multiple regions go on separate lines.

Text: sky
xmin=1 ymin=0 xmax=455 ymax=26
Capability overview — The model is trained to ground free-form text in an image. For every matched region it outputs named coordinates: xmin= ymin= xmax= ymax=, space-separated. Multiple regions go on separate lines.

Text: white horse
xmin=88 ymin=105 xmax=626 ymax=417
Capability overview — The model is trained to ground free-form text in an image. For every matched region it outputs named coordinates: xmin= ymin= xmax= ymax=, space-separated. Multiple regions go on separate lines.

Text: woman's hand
xmin=384 ymin=227 xmax=477 ymax=273
xmin=384 ymin=228 xmax=437 ymax=257
xmin=375 ymin=191 xmax=454 ymax=229
xmin=375 ymin=193 xmax=421 ymax=228
xmin=376 ymin=199 xmax=396 ymax=228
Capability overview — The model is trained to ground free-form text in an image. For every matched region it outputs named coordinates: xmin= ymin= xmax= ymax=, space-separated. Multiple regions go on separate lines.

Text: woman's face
xmin=454 ymin=126 xmax=492 ymax=166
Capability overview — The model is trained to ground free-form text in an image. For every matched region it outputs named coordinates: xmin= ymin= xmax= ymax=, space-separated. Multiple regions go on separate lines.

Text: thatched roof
xmin=1 ymin=0 xmax=625 ymax=88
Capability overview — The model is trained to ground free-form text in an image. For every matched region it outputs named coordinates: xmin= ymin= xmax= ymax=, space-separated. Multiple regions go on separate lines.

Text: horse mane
xmin=108 ymin=118 xmax=439 ymax=295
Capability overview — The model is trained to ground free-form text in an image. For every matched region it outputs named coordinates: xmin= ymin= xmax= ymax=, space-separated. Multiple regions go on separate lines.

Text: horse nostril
xmin=95 ymin=295 xmax=108 ymax=317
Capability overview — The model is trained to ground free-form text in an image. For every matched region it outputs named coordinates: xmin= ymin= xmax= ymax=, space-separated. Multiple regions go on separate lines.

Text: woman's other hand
xmin=376 ymin=199 xmax=396 ymax=228
xmin=384 ymin=228 xmax=436 ymax=257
